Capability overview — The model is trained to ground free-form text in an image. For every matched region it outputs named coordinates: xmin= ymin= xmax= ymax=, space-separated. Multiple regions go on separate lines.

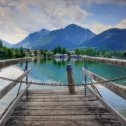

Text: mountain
xmin=0 ymin=39 xmax=12 ymax=48
xmin=83 ymin=28 xmax=126 ymax=51
xmin=15 ymin=24 xmax=95 ymax=50
xmin=14 ymin=29 xmax=50 ymax=49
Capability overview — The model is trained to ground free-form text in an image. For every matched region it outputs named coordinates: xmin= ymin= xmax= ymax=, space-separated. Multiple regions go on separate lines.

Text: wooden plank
xmin=85 ymin=70 xmax=126 ymax=100
xmin=0 ymin=69 xmax=31 ymax=99
xmin=87 ymin=85 xmax=126 ymax=126
xmin=6 ymin=119 xmax=118 ymax=126
xmin=12 ymin=109 xmax=111 ymax=116
xmin=18 ymin=101 xmax=89 ymax=106
xmin=25 ymin=94 xmax=92 ymax=98
xmin=9 ymin=115 xmax=114 ymax=121
xmin=20 ymin=97 xmax=97 ymax=102
xmin=0 ymin=84 xmax=30 ymax=126
xmin=15 ymin=106 xmax=106 ymax=111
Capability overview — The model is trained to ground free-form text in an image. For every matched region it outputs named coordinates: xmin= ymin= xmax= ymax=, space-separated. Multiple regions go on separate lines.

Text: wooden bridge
xmin=0 ymin=58 xmax=126 ymax=126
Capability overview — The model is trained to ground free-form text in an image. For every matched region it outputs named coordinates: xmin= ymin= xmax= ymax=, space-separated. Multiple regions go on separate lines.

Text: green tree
xmin=7 ymin=49 xmax=13 ymax=57
xmin=0 ymin=40 xmax=3 ymax=48
xmin=104 ymin=52 xmax=112 ymax=58
xmin=61 ymin=48 xmax=67 ymax=54
xmin=74 ymin=49 xmax=81 ymax=55
xmin=20 ymin=47 xmax=23 ymax=54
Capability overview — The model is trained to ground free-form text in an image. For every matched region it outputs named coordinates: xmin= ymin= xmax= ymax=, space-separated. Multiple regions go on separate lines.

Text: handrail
xmin=87 ymin=85 xmax=126 ymax=126
xmin=0 ymin=69 xmax=31 ymax=99
xmin=0 ymin=83 xmax=30 ymax=126
xmin=85 ymin=69 xmax=126 ymax=100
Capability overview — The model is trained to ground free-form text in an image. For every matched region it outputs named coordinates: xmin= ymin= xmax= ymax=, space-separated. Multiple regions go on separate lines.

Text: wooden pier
xmin=0 ymin=59 xmax=126 ymax=126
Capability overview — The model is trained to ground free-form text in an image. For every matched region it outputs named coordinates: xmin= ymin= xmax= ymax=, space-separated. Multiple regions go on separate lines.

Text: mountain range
xmin=14 ymin=29 xmax=50 ymax=49
xmin=1 ymin=24 xmax=126 ymax=51
xmin=83 ymin=28 xmax=126 ymax=51
xmin=14 ymin=24 xmax=95 ymax=50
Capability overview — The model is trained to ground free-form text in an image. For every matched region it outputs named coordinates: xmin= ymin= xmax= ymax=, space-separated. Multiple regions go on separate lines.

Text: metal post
xmin=25 ymin=61 xmax=29 ymax=98
xmin=24 ymin=61 xmax=28 ymax=72
xmin=84 ymin=72 xmax=87 ymax=96
xmin=66 ymin=64 xmax=75 ymax=94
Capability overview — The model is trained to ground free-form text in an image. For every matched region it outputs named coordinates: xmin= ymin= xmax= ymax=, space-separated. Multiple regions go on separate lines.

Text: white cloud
xmin=87 ymin=23 xmax=113 ymax=34
xmin=0 ymin=0 xmax=89 ymax=44
xmin=83 ymin=19 xmax=126 ymax=34
xmin=0 ymin=0 xmax=126 ymax=44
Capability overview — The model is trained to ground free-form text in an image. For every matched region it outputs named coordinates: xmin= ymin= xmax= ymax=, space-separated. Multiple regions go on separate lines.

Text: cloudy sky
xmin=0 ymin=0 xmax=126 ymax=44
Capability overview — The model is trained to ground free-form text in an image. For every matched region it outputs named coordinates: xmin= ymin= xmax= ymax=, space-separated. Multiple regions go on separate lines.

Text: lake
xmin=17 ymin=58 xmax=126 ymax=85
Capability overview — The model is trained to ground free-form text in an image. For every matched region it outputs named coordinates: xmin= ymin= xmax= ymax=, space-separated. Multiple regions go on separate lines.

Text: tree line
xmin=27 ymin=46 xmax=126 ymax=59
xmin=74 ymin=48 xmax=126 ymax=59
xmin=0 ymin=40 xmax=126 ymax=59
xmin=0 ymin=40 xmax=25 ymax=59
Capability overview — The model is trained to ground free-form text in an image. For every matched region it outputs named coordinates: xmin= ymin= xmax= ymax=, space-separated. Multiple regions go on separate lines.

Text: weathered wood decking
xmin=5 ymin=88 xmax=122 ymax=126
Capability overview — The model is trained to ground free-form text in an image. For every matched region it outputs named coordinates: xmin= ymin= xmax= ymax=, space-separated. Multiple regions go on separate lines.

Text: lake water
xmin=17 ymin=58 xmax=126 ymax=85
xmin=0 ymin=58 xmax=126 ymax=118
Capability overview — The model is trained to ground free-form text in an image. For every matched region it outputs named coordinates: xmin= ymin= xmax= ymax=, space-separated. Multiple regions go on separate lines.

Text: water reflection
xmin=33 ymin=58 xmax=38 ymax=64
xmin=34 ymin=57 xmax=71 ymax=67
xmin=74 ymin=60 xmax=84 ymax=66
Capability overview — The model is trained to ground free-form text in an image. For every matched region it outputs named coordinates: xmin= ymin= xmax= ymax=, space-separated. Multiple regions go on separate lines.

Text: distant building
xmin=54 ymin=53 xmax=68 ymax=58
xmin=27 ymin=50 xmax=41 ymax=56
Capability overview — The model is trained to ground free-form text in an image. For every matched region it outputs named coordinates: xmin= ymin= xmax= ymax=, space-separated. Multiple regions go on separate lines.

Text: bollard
xmin=66 ymin=64 xmax=75 ymax=94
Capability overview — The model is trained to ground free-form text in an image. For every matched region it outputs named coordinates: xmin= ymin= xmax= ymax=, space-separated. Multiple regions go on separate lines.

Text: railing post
xmin=25 ymin=61 xmax=29 ymax=98
xmin=66 ymin=64 xmax=75 ymax=94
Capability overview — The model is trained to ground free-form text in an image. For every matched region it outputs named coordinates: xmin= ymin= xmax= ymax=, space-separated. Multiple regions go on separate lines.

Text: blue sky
xmin=87 ymin=3 xmax=126 ymax=25
xmin=0 ymin=0 xmax=126 ymax=44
